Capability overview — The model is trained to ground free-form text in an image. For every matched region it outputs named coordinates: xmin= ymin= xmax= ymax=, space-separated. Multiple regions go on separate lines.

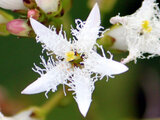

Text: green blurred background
xmin=0 ymin=0 xmax=160 ymax=119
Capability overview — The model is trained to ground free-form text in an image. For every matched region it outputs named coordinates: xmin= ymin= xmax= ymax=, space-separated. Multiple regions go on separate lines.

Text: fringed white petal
xmin=21 ymin=70 xmax=61 ymax=94
xmin=85 ymin=51 xmax=128 ymax=78
xmin=71 ymin=3 xmax=102 ymax=53
xmin=132 ymin=0 xmax=156 ymax=20
xmin=30 ymin=18 xmax=70 ymax=57
xmin=110 ymin=0 xmax=156 ymax=25
xmin=0 ymin=0 xmax=26 ymax=10
xmin=35 ymin=0 xmax=59 ymax=13
xmin=68 ymin=69 xmax=94 ymax=117
xmin=22 ymin=57 xmax=68 ymax=95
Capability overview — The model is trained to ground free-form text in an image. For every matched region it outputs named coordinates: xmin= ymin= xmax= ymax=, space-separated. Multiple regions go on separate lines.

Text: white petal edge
xmin=68 ymin=69 xmax=93 ymax=117
xmin=85 ymin=51 xmax=128 ymax=77
xmin=21 ymin=71 xmax=54 ymax=95
xmin=85 ymin=3 xmax=100 ymax=29
xmin=101 ymin=58 xmax=128 ymax=75
xmin=30 ymin=18 xmax=70 ymax=57
xmin=72 ymin=3 xmax=101 ymax=52
xmin=21 ymin=61 xmax=66 ymax=95
xmin=0 ymin=0 xmax=26 ymax=10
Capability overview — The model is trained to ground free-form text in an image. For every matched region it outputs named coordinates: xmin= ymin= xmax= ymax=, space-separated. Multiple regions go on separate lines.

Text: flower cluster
xmin=21 ymin=4 xmax=128 ymax=117
xmin=2 ymin=0 xmax=160 ymax=118
xmin=109 ymin=0 xmax=160 ymax=63
xmin=0 ymin=0 xmax=65 ymax=37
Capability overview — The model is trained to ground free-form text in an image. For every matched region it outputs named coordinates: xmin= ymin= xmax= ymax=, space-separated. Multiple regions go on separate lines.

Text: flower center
xmin=65 ymin=51 xmax=84 ymax=68
xmin=65 ymin=51 xmax=76 ymax=62
xmin=141 ymin=20 xmax=152 ymax=33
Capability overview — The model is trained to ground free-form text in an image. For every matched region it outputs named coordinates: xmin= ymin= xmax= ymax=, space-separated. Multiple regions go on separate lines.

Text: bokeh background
xmin=0 ymin=0 xmax=160 ymax=119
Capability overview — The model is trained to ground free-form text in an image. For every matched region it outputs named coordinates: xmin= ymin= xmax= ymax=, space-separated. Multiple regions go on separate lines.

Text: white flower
xmin=0 ymin=0 xmax=27 ymax=11
xmin=0 ymin=110 xmax=38 ymax=120
xmin=35 ymin=0 xmax=60 ymax=13
xmin=109 ymin=0 xmax=160 ymax=63
xmin=22 ymin=3 xmax=128 ymax=117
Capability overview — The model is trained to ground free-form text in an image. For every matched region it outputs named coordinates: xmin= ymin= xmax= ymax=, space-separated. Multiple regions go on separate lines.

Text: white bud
xmin=0 ymin=0 xmax=27 ymax=11
xmin=35 ymin=0 xmax=60 ymax=13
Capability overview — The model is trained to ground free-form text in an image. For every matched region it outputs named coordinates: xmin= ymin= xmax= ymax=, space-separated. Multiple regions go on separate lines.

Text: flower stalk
xmin=41 ymin=89 xmax=64 ymax=116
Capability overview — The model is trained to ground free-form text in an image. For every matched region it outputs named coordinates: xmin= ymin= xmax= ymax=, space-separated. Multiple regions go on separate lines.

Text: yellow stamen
xmin=65 ymin=51 xmax=76 ymax=62
xmin=141 ymin=20 xmax=152 ymax=33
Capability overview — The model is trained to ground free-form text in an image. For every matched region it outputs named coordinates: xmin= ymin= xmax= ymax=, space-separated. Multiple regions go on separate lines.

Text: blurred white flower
xmin=110 ymin=0 xmax=160 ymax=63
xmin=35 ymin=0 xmax=60 ymax=13
xmin=0 ymin=0 xmax=26 ymax=11
xmin=22 ymin=3 xmax=128 ymax=117
xmin=0 ymin=110 xmax=38 ymax=120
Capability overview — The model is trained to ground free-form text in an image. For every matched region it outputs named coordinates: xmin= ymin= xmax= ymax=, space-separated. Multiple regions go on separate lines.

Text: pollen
xmin=141 ymin=20 xmax=152 ymax=33
xmin=65 ymin=51 xmax=76 ymax=62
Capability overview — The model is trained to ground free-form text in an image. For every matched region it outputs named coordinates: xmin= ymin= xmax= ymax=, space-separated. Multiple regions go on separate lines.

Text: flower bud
xmin=35 ymin=0 xmax=60 ymax=13
xmin=27 ymin=9 xmax=40 ymax=20
xmin=23 ymin=0 xmax=36 ymax=9
xmin=0 ymin=0 xmax=27 ymax=11
xmin=105 ymin=24 xmax=128 ymax=51
xmin=7 ymin=19 xmax=31 ymax=37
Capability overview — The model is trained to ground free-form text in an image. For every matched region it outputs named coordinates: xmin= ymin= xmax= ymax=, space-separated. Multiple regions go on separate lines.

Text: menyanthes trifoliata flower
xmin=21 ymin=3 xmax=128 ymax=117
xmin=109 ymin=0 xmax=160 ymax=63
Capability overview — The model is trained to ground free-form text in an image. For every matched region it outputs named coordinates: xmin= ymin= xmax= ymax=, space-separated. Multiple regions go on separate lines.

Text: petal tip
xmin=21 ymin=87 xmax=31 ymax=94
xmin=122 ymin=64 xmax=129 ymax=73
xmin=29 ymin=17 xmax=36 ymax=25
xmin=77 ymin=99 xmax=91 ymax=117
xmin=79 ymin=104 xmax=90 ymax=117
xmin=92 ymin=2 xmax=100 ymax=15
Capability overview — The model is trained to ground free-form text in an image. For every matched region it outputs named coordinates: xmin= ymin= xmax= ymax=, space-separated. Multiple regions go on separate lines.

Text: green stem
xmin=41 ymin=89 xmax=64 ymax=115
xmin=26 ymin=89 xmax=65 ymax=120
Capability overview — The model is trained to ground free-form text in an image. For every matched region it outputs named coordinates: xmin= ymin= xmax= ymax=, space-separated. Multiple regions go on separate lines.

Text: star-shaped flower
xmin=109 ymin=0 xmax=160 ymax=63
xmin=22 ymin=3 xmax=128 ymax=117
